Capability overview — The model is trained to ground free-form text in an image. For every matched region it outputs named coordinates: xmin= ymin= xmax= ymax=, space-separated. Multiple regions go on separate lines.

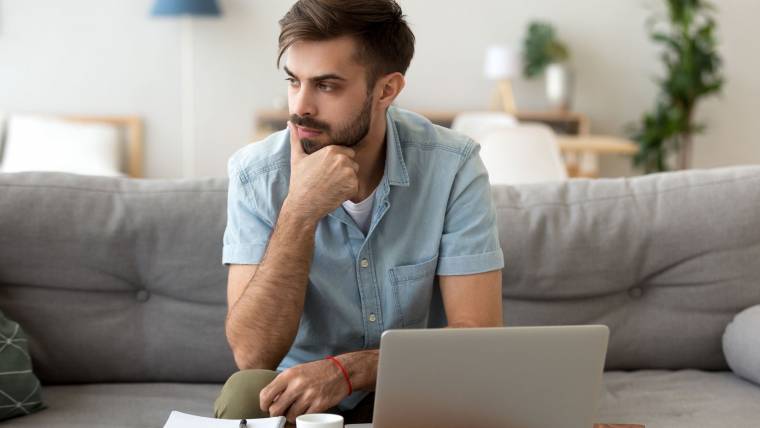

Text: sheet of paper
xmin=163 ymin=410 xmax=286 ymax=428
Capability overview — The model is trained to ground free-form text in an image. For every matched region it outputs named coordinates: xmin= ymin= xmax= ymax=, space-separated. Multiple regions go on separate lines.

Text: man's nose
xmin=290 ymin=85 xmax=317 ymax=118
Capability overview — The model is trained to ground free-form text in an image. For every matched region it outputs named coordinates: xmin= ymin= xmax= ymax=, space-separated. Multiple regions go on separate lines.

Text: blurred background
xmin=0 ymin=0 xmax=757 ymax=180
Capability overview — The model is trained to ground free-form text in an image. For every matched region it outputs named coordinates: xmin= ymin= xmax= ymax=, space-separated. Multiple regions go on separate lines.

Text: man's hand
xmin=259 ymin=358 xmax=350 ymax=423
xmin=285 ymin=121 xmax=359 ymax=223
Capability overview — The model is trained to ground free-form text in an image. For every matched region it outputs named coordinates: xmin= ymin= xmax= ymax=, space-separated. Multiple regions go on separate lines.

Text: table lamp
xmin=483 ymin=45 xmax=520 ymax=114
xmin=151 ymin=0 xmax=222 ymax=178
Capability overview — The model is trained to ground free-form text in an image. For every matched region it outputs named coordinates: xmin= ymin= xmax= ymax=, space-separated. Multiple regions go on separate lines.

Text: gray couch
xmin=1 ymin=166 xmax=759 ymax=428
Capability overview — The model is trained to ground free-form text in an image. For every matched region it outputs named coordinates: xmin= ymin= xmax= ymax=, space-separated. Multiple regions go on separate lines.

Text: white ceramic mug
xmin=295 ymin=413 xmax=344 ymax=428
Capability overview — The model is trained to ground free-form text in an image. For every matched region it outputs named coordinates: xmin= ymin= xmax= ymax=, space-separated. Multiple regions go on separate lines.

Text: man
xmin=214 ymin=0 xmax=504 ymax=424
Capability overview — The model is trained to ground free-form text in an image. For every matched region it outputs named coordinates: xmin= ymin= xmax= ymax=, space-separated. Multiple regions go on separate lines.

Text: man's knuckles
xmin=325 ymin=145 xmax=355 ymax=156
xmin=301 ymin=391 xmax=316 ymax=405
xmin=323 ymin=145 xmax=341 ymax=155
xmin=340 ymin=165 xmax=358 ymax=178
xmin=329 ymin=153 xmax=355 ymax=168
xmin=259 ymin=389 xmax=271 ymax=406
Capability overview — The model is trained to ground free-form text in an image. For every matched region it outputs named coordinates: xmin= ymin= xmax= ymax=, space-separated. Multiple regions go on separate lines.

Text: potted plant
xmin=629 ymin=0 xmax=723 ymax=173
xmin=522 ymin=20 xmax=572 ymax=111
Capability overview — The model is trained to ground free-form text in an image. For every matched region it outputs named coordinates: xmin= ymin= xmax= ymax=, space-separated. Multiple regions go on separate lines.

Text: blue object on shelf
xmin=151 ymin=0 xmax=221 ymax=16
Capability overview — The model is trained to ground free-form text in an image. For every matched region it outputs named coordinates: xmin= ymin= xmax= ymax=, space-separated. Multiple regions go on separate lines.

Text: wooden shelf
xmin=255 ymin=108 xmax=590 ymax=136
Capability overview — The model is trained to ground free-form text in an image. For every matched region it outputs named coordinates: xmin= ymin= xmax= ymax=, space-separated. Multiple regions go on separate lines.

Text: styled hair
xmin=278 ymin=0 xmax=415 ymax=86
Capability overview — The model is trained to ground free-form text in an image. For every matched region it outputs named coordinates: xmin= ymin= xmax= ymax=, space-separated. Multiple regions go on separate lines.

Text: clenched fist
xmin=259 ymin=358 xmax=351 ymax=423
xmin=284 ymin=121 xmax=359 ymax=223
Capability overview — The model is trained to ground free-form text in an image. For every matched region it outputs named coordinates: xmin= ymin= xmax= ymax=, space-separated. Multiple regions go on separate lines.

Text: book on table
xmin=163 ymin=411 xmax=286 ymax=428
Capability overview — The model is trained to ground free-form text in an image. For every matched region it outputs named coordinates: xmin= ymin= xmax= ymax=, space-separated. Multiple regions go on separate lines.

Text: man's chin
xmin=300 ymin=138 xmax=326 ymax=155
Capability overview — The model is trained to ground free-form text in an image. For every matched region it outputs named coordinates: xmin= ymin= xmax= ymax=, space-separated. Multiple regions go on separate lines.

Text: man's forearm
xmin=336 ymin=349 xmax=379 ymax=392
xmin=226 ymin=199 xmax=317 ymax=370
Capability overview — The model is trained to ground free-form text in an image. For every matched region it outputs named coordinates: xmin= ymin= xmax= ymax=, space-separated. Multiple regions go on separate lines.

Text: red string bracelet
xmin=326 ymin=355 xmax=353 ymax=396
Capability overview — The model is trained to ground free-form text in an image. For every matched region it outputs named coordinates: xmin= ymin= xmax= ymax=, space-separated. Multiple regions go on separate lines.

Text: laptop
xmin=347 ymin=325 xmax=609 ymax=428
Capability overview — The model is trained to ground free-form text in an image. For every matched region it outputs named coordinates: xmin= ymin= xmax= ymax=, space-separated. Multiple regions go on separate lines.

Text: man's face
xmin=284 ymin=36 xmax=375 ymax=154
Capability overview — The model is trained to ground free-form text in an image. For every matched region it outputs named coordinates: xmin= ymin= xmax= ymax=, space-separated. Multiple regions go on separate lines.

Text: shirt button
xmin=368 ymin=313 xmax=377 ymax=322
xmin=360 ymin=258 xmax=369 ymax=268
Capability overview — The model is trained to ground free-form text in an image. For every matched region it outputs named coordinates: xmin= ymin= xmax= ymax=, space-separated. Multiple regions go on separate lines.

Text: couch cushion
xmin=0 ymin=383 xmax=221 ymax=428
xmin=597 ymin=370 xmax=760 ymax=428
xmin=2 ymin=167 xmax=760 ymax=382
xmin=2 ymin=371 xmax=759 ymax=428
xmin=0 ymin=172 xmax=236 ymax=383
xmin=492 ymin=166 xmax=760 ymax=370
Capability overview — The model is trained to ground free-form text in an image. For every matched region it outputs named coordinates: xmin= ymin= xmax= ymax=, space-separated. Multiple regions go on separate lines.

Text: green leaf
xmin=521 ymin=20 xmax=571 ymax=78
xmin=629 ymin=0 xmax=723 ymax=173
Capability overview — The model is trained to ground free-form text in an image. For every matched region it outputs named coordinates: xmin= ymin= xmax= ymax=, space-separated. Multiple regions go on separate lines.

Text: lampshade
xmin=483 ymin=45 xmax=520 ymax=80
xmin=151 ymin=0 xmax=221 ymax=16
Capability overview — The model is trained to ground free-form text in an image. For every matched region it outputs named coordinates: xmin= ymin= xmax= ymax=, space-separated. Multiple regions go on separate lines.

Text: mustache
xmin=289 ymin=114 xmax=330 ymax=132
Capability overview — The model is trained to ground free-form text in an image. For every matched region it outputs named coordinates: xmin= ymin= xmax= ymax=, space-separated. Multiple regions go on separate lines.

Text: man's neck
xmin=350 ymin=111 xmax=388 ymax=203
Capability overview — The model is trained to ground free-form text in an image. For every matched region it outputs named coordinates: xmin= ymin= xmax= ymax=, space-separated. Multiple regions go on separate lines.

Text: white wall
xmin=0 ymin=0 xmax=757 ymax=178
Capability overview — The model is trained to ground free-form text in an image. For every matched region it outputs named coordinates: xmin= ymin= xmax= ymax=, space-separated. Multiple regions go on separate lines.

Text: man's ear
xmin=376 ymin=72 xmax=406 ymax=109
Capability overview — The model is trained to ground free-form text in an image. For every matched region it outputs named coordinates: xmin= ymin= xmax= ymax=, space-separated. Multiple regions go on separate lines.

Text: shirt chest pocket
xmin=388 ymin=254 xmax=438 ymax=328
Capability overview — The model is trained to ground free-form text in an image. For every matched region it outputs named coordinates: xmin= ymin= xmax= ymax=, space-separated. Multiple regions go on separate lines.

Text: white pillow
xmin=723 ymin=304 xmax=760 ymax=386
xmin=0 ymin=115 xmax=124 ymax=176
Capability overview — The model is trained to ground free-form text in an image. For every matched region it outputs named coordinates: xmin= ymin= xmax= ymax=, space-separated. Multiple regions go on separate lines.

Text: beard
xmin=289 ymin=93 xmax=374 ymax=155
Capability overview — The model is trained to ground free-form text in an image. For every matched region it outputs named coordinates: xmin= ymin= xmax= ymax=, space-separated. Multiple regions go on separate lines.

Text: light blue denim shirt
xmin=222 ymin=106 xmax=504 ymax=409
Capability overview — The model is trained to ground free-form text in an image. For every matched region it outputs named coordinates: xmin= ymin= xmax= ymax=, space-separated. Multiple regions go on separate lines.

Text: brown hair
xmin=277 ymin=0 xmax=415 ymax=86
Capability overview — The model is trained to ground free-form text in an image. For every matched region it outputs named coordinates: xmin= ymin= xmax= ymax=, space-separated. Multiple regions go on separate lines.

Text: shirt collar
xmin=384 ymin=106 xmax=410 ymax=187
xmin=327 ymin=107 xmax=408 ymax=227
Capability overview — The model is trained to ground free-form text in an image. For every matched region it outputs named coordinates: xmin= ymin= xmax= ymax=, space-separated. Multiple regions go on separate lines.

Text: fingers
xmin=259 ymin=376 xmax=287 ymax=413
xmin=268 ymin=386 xmax=299 ymax=418
xmin=304 ymin=399 xmax=329 ymax=416
xmin=328 ymin=145 xmax=356 ymax=159
xmin=321 ymin=146 xmax=358 ymax=173
xmin=285 ymin=396 xmax=312 ymax=424
xmin=288 ymin=121 xmax=307 ymax=162
xmin=304 ymin=403 xmax=319 ymax=415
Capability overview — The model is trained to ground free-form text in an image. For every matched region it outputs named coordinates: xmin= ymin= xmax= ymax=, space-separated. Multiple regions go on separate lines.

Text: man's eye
xmin=318 ymin=83 xmax=333 ymax=92
xmin=285 ymin=78 xmax=299 ymax=87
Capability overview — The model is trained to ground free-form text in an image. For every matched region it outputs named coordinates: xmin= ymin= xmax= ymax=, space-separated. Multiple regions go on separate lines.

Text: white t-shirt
xmin=342 ymin=186 xmax=377 ymax=235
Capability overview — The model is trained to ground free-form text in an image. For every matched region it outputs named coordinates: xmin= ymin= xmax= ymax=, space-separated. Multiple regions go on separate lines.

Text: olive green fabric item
xmin=214 ymin=369 xmax=374 ymax=423
xmin=0 ymin=310 xmax=45 ymax=421
xmin=214 ymin=369 xmax=278 ymax=419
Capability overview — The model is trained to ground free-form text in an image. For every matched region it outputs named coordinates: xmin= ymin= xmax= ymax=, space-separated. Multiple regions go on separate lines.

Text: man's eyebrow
xmin=284 ymin=66 xmax=297 ymax=78
xmin=284 ymin=66 xmax=346 ymax=82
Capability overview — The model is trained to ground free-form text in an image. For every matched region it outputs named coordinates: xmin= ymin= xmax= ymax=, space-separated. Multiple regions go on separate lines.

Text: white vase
xmin=545 ymin=62 xmax=573 ymax=111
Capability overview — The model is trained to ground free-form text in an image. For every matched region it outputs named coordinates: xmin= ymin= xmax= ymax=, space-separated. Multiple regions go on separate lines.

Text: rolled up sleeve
xmin=222 ymin=157 xmax=273 ymax=266
xmin=436 ymin=143 xmax=504 ymax=276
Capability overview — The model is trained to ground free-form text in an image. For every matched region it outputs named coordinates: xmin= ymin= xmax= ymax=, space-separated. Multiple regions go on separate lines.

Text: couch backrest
xmin=0 ymin=172 xmax=236 ymax=383
xmin=1 ymin=166 xmax=759 ymax=382
xmin=493 ymin=166 xmax=760 ymax=370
